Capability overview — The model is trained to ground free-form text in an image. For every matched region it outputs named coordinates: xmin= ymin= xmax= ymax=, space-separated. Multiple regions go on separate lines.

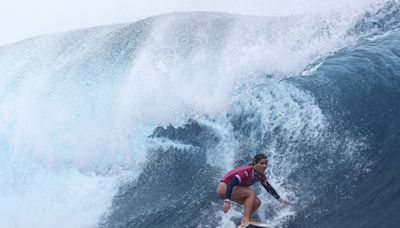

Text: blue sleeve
xmin=261 ymin=180 xmax=281 ymax=199
xmin=225 ymin=176 xmax=240 ymax=200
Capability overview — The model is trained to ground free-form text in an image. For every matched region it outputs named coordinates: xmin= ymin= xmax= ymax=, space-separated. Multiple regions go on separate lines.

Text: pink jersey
xmin=221 ymin=165 xmax=266 ymax=186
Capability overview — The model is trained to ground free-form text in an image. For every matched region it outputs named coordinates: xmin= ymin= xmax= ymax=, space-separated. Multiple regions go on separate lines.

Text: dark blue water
xmin=289 ymin=18 xmax=400 ymax=228
xmin=100 ymin=2 xmax=400 ymax=228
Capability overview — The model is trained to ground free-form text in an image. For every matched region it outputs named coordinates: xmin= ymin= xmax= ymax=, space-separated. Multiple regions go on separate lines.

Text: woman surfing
xmin=216 ymin=153 xmax=289 ymax=227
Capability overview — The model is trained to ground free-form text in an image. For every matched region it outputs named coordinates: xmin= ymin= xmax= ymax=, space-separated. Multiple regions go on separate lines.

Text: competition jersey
xmin=221 ymin=165 xmax=266 ymax=186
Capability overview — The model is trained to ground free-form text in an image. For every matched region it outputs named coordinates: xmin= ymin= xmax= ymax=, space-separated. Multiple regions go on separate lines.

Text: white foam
xmin=0 ymin=167 xmax=120 ymax=228
xmin=0 ymin=3 xmax=381 ymax=226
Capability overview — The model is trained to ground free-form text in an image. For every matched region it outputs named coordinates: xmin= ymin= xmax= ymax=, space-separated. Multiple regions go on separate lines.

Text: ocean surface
xmin=0 ymin=1 xmax=399 ymax=227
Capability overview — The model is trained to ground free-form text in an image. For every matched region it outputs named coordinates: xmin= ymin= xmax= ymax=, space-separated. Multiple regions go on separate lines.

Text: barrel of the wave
xmin=216 ymin=153 xmax=290 ymax=228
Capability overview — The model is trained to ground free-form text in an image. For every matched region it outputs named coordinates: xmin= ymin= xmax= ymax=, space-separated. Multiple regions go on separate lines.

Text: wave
xmin=0 ymin=1 xmax=399 ymax=227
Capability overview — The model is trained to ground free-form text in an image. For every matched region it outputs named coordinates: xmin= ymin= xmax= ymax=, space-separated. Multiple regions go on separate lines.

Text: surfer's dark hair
xmin=251 ymin=153 xmax=267 ymax=166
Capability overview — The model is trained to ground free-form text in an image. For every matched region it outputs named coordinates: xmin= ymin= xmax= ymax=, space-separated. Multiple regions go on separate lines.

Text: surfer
xmin=217 ymin=153 xmax=289 ymax=227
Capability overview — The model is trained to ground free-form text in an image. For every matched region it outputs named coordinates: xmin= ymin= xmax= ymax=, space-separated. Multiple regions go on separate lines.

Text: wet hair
xmin=251 ymin=153 xmax=268 ymax=166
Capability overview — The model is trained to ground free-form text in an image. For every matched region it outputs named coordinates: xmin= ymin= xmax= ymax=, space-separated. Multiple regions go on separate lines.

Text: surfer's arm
xmin=225 ymin=176 xmax=240 ymax=200
xmin=261 ymin=180 xmax=281 ymax=200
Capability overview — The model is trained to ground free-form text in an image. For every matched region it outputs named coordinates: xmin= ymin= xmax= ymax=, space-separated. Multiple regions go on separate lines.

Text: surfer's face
xmin=254 ymin=158 xmax=268 ymax=174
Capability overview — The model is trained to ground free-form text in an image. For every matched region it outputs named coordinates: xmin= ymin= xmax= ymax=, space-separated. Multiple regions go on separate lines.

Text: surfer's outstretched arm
xmin=261 ymin=180 xmax=280 ymax=199
xmin=261 ymin=181 xmax=290 ymax=204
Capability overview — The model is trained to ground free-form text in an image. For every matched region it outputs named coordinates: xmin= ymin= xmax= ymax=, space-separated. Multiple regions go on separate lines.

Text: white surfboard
xmin=237 ymin=221 xmax=269 ymax=228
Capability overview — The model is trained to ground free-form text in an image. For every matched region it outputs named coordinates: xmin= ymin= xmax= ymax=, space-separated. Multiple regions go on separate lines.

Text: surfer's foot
xmin=239 ymin=219 xmax=250 ymax=227
xmin=245 ymin=220 xmax=268 ymax=227
xmin=241 ymin=218 xmax=268 ymax=227
xmin=249 ymin=220 xmax=264 ymax=225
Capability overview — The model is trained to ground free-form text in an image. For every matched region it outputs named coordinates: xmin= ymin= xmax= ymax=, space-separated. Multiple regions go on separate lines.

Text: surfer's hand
xmin=223 ymin=201 xmax=231 ymax=213
xmin=278 ymin=198 xmax=290 ymax=205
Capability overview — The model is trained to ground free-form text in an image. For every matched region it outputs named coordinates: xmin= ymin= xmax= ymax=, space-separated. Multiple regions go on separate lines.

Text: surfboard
xmin=237 ymin=221 xmax=269 ymax=228
xmin=248 ymin=224 xmax=269 ymax=228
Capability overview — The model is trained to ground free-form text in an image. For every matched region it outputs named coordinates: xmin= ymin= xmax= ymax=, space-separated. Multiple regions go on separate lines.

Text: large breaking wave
xmin=0 ymin=1 xmax=399 ymax=227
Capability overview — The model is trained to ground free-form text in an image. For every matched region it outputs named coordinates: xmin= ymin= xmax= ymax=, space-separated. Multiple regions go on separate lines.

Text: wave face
xmin=0 ymin=1 xmax=399 ymax=228
xmin=289 ymin=11 xmax=400 ymax=228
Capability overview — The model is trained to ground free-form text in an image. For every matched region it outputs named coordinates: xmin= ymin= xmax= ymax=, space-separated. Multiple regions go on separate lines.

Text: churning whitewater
xmin=0 ymin=1 xmax=399 ymax=228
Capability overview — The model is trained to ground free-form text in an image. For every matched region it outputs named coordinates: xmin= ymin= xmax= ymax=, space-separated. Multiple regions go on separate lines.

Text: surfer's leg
xmin=251 ymin=197 xmax=261 ymax=215
xmin=229 ymin=186 xmax=256 ymax=225
xmin=241 ymin=188 xmax=256 ymax=224
xmin=217 ymin=183 xmax=259 ymax=225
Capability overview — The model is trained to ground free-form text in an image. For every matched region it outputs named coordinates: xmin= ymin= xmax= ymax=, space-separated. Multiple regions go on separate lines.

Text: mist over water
xmin=0 ymin=0 xmax=399 ymax=227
